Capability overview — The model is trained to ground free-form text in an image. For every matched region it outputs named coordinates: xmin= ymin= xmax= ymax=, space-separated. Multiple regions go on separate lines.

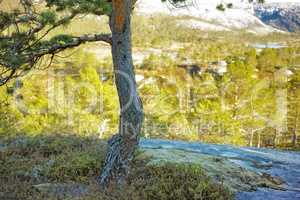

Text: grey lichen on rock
xmin=33 ymin=183 xmax=89 ymax=199
xmin=138 ymin=148 xmax=286 ymax=193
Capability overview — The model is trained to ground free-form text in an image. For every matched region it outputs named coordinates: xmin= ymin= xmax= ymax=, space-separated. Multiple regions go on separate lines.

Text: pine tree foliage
xmin=0 ymin=0 xmax=111 ymax=86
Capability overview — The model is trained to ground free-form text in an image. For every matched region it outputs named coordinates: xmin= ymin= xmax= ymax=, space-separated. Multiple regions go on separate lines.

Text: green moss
xmin=79 ymin=161 xmax=233 ymax=200
xmin=0 ymin=134 xmax=107 ymax=199
xmin=1 ymin=134 xmax=232 ymax=200
xmin=127 ymin=162 xmax=233 ymax=200
xmin=47 ymin=148 xmax=105 ymax=182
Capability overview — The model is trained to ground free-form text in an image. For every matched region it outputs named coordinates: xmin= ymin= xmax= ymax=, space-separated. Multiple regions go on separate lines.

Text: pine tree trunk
xmin=292 ymin=110 xmax=298 ymax=147
xmin=97 ymin=0 xmax=143 ymax=187
xmin=249 ymin=130 xmax=254 ymax=147
xmin=292 ymin=133 xmax=297 ymax=147
xmin=273 ymin=129 xmax=278 ymax=148
xmin=292 ymin=125 xmax=298 ymax=147
xmin=257 ymin=132 xmax=261 ymax=148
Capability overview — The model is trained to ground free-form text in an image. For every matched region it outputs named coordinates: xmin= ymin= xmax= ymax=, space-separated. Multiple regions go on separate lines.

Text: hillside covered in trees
xmin=0 ymin=0 xmax=300 ymax=200
xmin=1 ymin=14 xmax=299 ymax=149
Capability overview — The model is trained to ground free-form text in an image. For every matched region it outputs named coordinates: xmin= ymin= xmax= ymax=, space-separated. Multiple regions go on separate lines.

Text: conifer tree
xmin=0 ymin=0 xmax=264 ymax=186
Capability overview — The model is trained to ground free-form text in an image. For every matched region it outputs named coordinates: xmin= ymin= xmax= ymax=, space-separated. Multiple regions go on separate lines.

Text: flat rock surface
xmin=140 ymin=139 xmax=300 ymax=200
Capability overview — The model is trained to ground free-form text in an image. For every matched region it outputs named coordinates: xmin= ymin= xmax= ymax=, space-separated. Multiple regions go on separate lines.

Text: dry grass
xmin=0 ymin=133 xmax=233 ymax=200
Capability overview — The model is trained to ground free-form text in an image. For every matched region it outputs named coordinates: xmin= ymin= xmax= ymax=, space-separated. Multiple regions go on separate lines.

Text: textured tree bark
xmin=97 ymin=0 xmax=143 ymax=187
xmin=292 ymin=132 xmax=298 ymax=147
xmin=257 ymin=132 xmax=261 ymax=148
xmin=249 ymin=130 xmax=254 ymax=147
xmin=273 ymin=129 xmax=278 ymax=148
xmin=292 ymin=109 xmax=299 ymax=147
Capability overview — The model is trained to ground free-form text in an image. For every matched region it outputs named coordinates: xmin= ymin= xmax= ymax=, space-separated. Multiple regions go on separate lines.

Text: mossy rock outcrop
xmin=137 ymin=148 xmax=286 ymax=193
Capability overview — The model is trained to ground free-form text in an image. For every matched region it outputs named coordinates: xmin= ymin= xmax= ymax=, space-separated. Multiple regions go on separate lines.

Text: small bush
xmin=216 ymin=4 xmax=226 ymax=11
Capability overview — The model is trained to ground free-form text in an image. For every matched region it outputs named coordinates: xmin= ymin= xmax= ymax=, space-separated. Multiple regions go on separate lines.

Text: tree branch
xmin=20 ymin=12 xmax=79 ymax=52
xmin=33 ymin=33 xmax=112 ymax=58
xmin=0 ymin=33 xmax=111 ymax=86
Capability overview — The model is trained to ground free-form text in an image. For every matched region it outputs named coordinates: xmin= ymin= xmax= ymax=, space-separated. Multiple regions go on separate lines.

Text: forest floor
xmin=0 ymin=133 xmax=232 ymax=200
xmin=1 ymin=134 xmax=299 ymax=200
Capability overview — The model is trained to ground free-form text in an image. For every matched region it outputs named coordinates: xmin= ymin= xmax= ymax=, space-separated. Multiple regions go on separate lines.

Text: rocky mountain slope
xmin=136 ymin=0 xmax=300 ymax=33
xmin=254 ymin=2 xmax=300 ymax=32
xmin=2 ymin=0 xmax=300 ymax=33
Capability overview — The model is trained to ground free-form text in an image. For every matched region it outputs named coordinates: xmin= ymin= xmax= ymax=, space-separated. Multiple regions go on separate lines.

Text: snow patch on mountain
xmin=177 ymin=19 xmax=230 ymax=31
xmin=136 ymin=0 xmax=283 ymax=34
xmin=254 ymin=2 xmax=300 ymax=32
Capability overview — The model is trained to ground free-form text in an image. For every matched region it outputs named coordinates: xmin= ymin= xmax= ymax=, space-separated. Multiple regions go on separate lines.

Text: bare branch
xmin=33 ymin=33 xmax=112 ymax=57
